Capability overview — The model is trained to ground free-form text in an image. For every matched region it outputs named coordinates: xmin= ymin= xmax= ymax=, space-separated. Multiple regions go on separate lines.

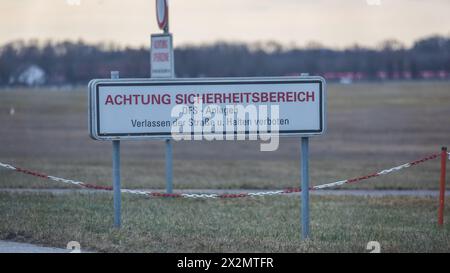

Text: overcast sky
xmin=1 ymin=0 xmax=449 ymax=48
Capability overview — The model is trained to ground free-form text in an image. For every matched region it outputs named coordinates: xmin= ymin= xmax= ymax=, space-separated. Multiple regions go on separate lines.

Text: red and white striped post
xmin=438 ymin=146 xmax=447 ymax=227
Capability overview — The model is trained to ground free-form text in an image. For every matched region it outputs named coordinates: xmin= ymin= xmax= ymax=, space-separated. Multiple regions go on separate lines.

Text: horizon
xmin=1 ymin=33 xmax=447 ymax=51
xmin=1 ymin=0 xmax=449 ymax=49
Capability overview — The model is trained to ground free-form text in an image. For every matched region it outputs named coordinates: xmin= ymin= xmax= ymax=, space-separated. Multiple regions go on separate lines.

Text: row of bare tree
xmin=0 ymin=35 xmax=449 ymax=85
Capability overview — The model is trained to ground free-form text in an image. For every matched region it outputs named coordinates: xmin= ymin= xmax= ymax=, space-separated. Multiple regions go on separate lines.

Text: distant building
xmin=16 ymin=65 xmax=46 ymax=86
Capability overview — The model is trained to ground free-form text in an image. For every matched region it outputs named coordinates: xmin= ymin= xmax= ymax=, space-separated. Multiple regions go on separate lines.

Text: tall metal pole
xmin=301 ymin=137 xmax=310 ymax=239
xmin=165 ymin=139 xmax=173 ymax=193
xmin=111 ymin=71 xmax=121 ymax=228
xmin=163 ymin=0 xmax=174 ymax=194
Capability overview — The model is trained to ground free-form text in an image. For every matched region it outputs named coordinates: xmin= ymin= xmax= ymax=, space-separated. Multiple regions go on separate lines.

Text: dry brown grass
xmin=0 ymin=81 xmax=449 ymax=190
xmin=0 ymin=192 xmax=448 ymax=252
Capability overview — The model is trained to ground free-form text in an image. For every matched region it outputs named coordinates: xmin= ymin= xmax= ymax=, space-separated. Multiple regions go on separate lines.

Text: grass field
xmin=0 ymin=81 xmax=449 ymax=190
xmin=0 ymin=192 xmax=448 ymax=252
xmin=0 ymin=81 xmax=449 ymax=252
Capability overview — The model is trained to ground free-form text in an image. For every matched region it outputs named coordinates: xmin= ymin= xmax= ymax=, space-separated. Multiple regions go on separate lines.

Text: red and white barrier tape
xmin=0 ymin=152 xmax=440 ymax=199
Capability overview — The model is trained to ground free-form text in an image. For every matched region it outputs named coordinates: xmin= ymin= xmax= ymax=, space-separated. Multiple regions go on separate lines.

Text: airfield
xmin=0 ymin=81 xmax=449 ymax=252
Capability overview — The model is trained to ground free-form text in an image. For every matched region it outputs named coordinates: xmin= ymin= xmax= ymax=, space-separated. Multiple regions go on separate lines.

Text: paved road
xmin=0 ymin=240 xmax=71 ymax=253
xmin=0 ymin=188 xmax=448 ymax=197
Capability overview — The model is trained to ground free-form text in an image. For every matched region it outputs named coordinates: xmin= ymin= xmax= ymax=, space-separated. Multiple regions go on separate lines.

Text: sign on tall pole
xmin=151 ymin=0 xmax=173 ymax=78
xmin=156 ymin=0 xmax=169 ymax=33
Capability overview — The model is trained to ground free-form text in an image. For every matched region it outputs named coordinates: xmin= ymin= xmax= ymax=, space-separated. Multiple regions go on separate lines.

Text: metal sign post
xmin=165 ymin=139 xmax=173 ymax=193
xmin=111 ymin=71 xmax=121 ymax=228
xmin=300 ymin=137 xmax=310 ymax=239
xmin=162 ymin=1 xmax=174 ymax=195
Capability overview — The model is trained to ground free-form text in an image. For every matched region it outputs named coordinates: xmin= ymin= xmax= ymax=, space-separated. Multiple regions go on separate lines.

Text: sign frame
xmin=88 ymin=76 xmax=327 ymax=141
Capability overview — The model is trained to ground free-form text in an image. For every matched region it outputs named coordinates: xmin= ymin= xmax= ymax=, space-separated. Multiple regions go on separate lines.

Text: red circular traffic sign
xmin=156 ymin=0 xmax=168 ymax=30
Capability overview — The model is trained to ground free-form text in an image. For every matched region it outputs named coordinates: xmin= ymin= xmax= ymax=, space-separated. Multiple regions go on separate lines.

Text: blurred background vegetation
xmin=1 ymin=35 xmax=449 ymax=86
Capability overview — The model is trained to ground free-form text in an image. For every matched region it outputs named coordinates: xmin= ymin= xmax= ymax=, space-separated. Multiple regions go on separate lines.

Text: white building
xmin=17 ymin=65 xmax=46 ymax=86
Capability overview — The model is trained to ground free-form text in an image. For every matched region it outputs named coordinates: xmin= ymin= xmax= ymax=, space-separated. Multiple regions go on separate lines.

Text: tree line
xmin=0 ymin=35 xmax=449 ymax=86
